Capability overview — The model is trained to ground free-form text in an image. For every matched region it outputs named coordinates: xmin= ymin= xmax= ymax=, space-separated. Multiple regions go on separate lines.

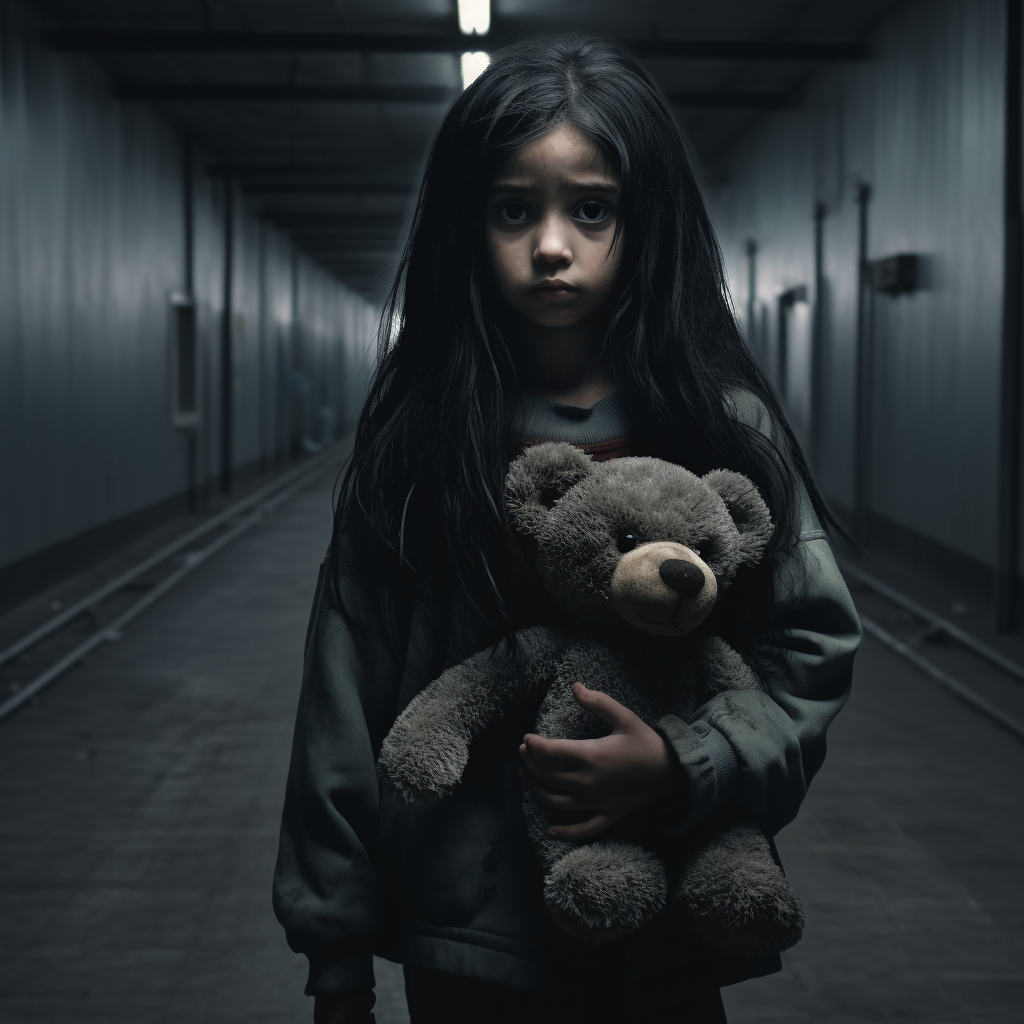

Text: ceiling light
xmin=461 ymin=51 xmax=490 ymax=89
xmin=458 ymin=0 xmax=490 ymax=36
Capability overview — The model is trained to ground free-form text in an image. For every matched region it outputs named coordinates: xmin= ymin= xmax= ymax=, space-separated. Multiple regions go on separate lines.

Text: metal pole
xmin=811 ymin=201 xmax=826 ymax=472
xmin=289 ymin=246 xmax=299 ymax=460
xmin=853 ymin=182 xmax=872 ymax=552
xmin=220 ymin=177 xmax=234 ymax=495
xmin=183 ymin=142 xmax=194 ymax=294
xmin=745 ymin=239 xmax=757 ymax=355
xmin=777 ymin=294 xmax=788 ymax=400
xmin=997 ymin=0 xmax=1024 ymax=632
xmin=258 ymin=222 xmax=268 ymax=474
xmin=182 ymin=140 xmax=199 ymax=513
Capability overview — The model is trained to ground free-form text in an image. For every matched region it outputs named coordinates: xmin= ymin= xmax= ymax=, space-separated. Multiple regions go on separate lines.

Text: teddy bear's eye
xmin=616 ymin=531 xmax=638 ymax=553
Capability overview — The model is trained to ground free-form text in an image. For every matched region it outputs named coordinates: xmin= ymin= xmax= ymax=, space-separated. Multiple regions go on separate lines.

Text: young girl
xmin=273 ymin=36 xmax=861 ymax=1024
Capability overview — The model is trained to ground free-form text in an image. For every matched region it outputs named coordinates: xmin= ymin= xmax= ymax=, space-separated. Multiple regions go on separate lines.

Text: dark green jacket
xmin=272 ymin=391 xmax=862 ymax=997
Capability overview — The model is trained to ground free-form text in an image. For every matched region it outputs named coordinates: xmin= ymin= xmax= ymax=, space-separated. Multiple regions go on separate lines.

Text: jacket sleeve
xmin=271 ymin=547 xmax=408 ymax=997
xmin=657 ymin=395 xmax=863 ymax=836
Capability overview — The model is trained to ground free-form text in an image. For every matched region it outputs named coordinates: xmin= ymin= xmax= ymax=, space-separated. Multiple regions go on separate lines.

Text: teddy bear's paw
xmin=675 ymin=835 xmax=804 ymax=957
xmin=543 ymin=841 xmax=667 ymax=945
xmin=377 ymin=722 xmax=469 ymax=804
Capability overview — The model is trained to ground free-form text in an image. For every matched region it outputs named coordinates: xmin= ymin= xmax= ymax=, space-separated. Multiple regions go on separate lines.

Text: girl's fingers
xmin=547 ymin=813 xmax=615 ymax=842
xmin=519 ymin=770 xmax=593 ymax=813
xmin=520 ymin=734 xmax=589 ymax=768
xmin=519 ymin=746 xmax=588 ymax=791
xmin=571 ymin=682 xmax=641 ymax=730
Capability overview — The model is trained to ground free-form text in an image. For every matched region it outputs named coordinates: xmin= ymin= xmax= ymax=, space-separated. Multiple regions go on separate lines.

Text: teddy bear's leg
xmin=545 ymin=839 xmax=669 ymax=945
xmin=674 ymin=808 xmax=804 ymax=957
xmin=523 ymin=792 xmax=667 ymax=944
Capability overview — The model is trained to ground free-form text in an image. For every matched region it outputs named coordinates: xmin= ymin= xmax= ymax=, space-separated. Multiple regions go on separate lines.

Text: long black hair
xmin=334 ymin=35 xmax=841 ymax=657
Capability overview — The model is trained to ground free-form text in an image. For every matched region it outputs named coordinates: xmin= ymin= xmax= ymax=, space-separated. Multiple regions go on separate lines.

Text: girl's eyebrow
xmin=565 ymin=180 xmax=621 ymax=194
xmin=489 ymin=178 xmax=621 ymax=195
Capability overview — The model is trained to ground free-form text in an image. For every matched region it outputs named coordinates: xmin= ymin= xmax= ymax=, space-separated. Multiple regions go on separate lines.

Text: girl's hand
xmin=518 ymin=682 xmax=684 ymax=841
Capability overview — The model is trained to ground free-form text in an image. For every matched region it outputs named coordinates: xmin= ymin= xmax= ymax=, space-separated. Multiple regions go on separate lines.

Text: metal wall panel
xmin=0 ymin=3 xmax=378 ymax=573
xmin=711 ymin=0 xmax=1005 ymax=569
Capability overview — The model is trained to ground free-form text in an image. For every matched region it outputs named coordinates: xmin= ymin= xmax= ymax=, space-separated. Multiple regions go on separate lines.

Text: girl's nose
xmin=533 ymin=216 xmax=573 ymax=267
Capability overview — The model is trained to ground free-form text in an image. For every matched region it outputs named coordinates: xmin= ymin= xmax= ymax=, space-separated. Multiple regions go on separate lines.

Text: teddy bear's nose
xmin=659 ymin=559 xmax=705 ymax=598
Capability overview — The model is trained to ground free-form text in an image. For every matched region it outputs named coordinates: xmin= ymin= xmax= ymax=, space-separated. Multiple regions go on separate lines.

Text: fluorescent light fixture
xmin=458 ymin=0 xmax=490 ymax=36
xmin=461 ymin=51 xmax=490 ymax=89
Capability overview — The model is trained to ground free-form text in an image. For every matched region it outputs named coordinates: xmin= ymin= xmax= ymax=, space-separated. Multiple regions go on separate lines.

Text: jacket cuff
xmin=701 ymin=724 xmax=741 ymax=803
xmin=304 ymin=953 xmax=375 ymax=997
xmin=656 ymin=715 xmax=740 ymax=835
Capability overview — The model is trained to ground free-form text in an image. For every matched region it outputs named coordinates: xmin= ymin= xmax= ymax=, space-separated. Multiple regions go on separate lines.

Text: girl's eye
xmin=498 ymin=202 xmax=530 ymax=224
xmin=616 ymin=531 xmax=638 ymax=553
xmin=575 ymin=201 xmax=610 ymax=224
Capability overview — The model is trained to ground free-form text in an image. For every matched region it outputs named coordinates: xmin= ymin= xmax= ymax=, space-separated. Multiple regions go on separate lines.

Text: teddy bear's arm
xmin=378 ymin=625 xmax=564 ymax=803
xmin=696 ymin=635 xmax=762 ymax=697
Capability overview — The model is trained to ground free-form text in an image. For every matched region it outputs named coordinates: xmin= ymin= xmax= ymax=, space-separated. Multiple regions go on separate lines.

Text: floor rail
xmin=0 ymin=447 xmax=346 ymax=724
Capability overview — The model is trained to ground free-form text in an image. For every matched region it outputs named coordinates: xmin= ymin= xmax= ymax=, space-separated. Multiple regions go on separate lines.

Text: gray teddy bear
xmin=379 ymin=442 xmax=804 ymax=956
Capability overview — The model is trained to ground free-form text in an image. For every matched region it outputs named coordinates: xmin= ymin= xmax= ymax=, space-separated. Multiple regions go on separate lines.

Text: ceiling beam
xmin=669 ymin=91 xmax=794 ymax=110
xmin=209 ymin=163 xmax=422 ymax=180
xmin=115 ymin=83 xmax=451 ymax=103
xmin=302 ymin=241 xmax=400 ymax=251
xmin=117 ymin=82 xmax=793 ymax=110
xmin=316 ymin=257 xmax=394 ymax=265
xmin=247 ymin=181 xmax=415 ymax=194
xmin=49 ymin=31 xmax=868 ymax=62
xmin=298 ymin=232 xmax=400 ymax=243
xmin=291 ymin=233 xmax=402 ymax=240
xmin=297 ymin=241 xmax=402 ymax=251
xmin=269 ymin=227 xmax=404 ymax=238
xmin=266 ymin=214 xmax=405 ymax=226
xmin=271 ymin=223 xmax=404 ymax=240
xmin=288 ymin=228 xmax=403 ymax=238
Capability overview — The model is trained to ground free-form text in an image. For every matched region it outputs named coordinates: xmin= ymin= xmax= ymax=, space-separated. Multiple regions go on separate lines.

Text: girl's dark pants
xmin=403 ymin=967 xmax=728 ymax=1023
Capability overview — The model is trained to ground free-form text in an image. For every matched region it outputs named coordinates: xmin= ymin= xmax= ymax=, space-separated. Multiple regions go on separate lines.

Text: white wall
xmin=0 ymin=2 xmax=378 ymax=572
xmin=710 ymin=0 xmax=1006 ymax=569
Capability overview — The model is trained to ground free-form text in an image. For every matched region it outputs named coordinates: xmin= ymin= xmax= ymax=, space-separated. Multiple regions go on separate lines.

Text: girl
xmin=273 ymin=36 xmax=861 ymax=1024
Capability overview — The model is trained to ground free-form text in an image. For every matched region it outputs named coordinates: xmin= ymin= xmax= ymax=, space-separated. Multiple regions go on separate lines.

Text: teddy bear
xmin=378 ymin=442 xmax=804 ymax=956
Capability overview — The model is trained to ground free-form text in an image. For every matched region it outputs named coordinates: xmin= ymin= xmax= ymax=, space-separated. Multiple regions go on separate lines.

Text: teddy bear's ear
xmin=505 ymin=442 xmax=597 ymax=533
xmin=701 ymin=469 xmax=774 ymax=564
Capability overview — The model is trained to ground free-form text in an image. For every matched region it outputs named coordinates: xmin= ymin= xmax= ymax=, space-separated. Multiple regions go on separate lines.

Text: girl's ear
xmin=505 ymin=442 xmax=597 ymax=534
xmin=701 ymin=469 xmax=774 ymax=564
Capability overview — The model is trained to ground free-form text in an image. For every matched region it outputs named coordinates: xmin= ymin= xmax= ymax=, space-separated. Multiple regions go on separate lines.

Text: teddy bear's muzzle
xmin=609 ymin=541 xmax=718 ymax=636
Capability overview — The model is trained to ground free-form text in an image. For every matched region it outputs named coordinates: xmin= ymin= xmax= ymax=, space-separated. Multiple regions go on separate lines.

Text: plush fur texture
xmin=677 ymin=809 xmax=805 ymax=957
xmin=378 ymin=443 xmax=803 ymax=955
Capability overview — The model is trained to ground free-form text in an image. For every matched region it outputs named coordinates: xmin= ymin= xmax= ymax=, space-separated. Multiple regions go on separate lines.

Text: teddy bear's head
xmin=505 ymin=442 xmax=773 ymax=636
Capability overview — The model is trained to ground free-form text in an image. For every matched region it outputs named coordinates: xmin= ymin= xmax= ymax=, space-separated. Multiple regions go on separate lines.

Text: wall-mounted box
xmin=779 ymin=284 xmax=808 ymax=306
xmin=869 ymin=254 xmax=918 ymax=295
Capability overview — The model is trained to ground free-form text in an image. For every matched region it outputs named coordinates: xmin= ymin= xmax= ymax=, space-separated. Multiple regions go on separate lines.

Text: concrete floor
xmin=0 ymin=469 xmax=1021 ymax=1023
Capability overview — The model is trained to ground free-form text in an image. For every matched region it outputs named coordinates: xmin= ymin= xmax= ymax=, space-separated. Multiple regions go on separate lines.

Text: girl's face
xmin=486 ymin=124 xmax=624 ymax=329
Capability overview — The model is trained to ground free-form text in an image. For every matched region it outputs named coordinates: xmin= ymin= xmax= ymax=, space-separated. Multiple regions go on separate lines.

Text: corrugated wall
xmin=0 ymin=3 xmax=379 ymax=575
xmin=710 ymin=0 xmax=1007 ymax=572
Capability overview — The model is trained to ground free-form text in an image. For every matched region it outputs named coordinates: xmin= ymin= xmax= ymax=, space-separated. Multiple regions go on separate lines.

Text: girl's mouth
xmin=531 ymin=279 xmax=579 ymax=303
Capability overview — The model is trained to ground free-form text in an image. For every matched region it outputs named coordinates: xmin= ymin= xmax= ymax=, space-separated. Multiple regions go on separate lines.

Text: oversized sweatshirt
xmin=272 ymin=389 xmax=863 ymax=998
